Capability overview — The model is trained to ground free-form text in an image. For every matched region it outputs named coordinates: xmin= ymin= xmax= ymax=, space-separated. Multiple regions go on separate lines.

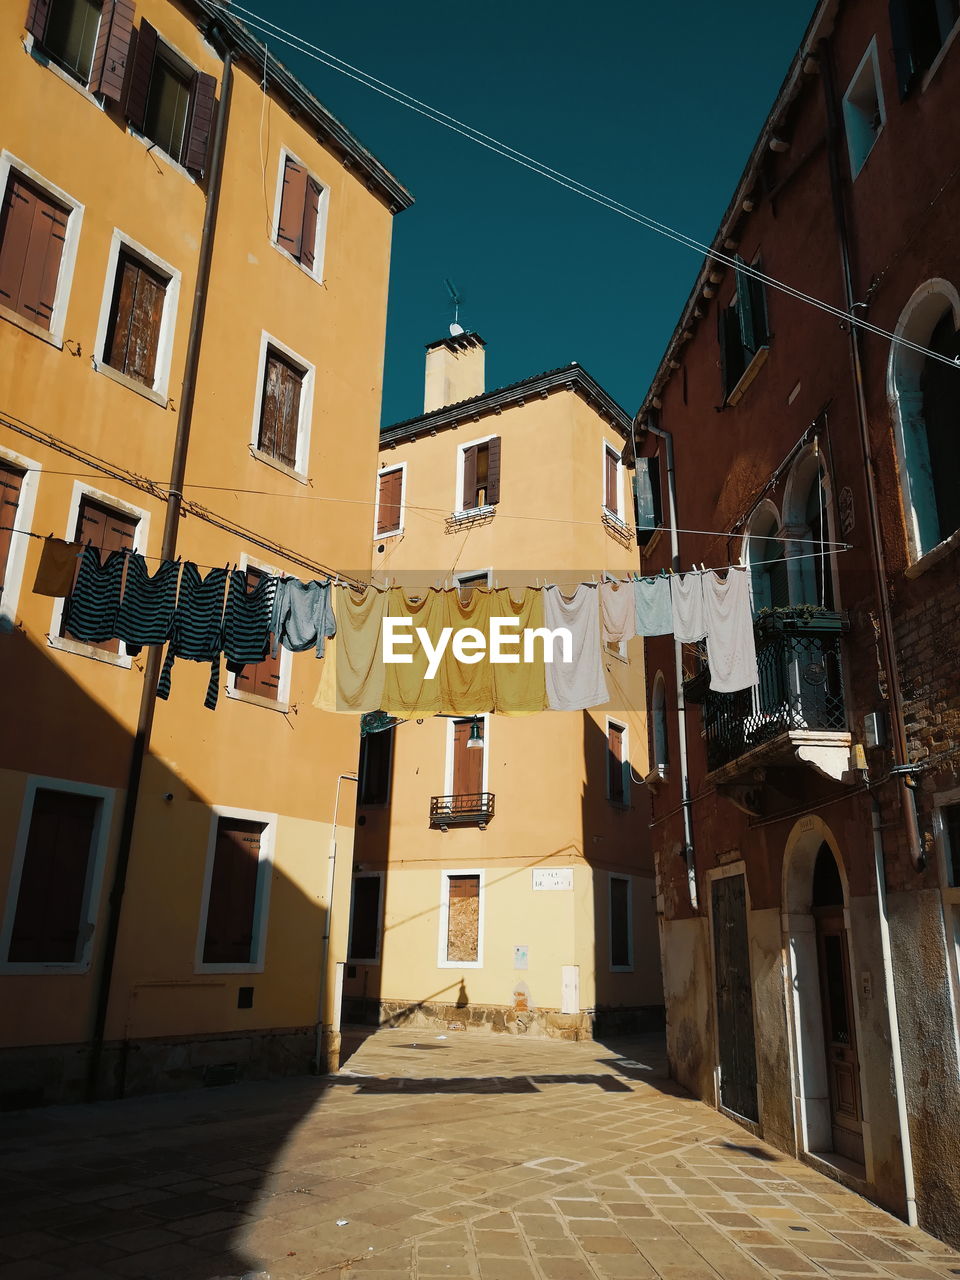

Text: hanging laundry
xmin=33 ymin=537 xmax=81 ymax=597
xmin=670 ymin=572 xmax=707 ymax=643
xmin=115 ymin=554 xmax=180 ymax=656
xmin=599 ymin=578 xmax=636 ymax=644
xmin=438 ymin=584 xmax=495 ymax=716
xmin=490 ymin=586 xmax=548 ymax=716
xmin=223 ymin=568 xmax=278 ymax=677
xmin=314 ymin=583 xmax=387 ymax=713
xmin=62 ymin=545 xmax=125 ymax=643
xmin=270 ymin=577 xmax=336 ymax=657
xmin=703 ymin=568 xmax=758 ymax=692
xmin=157 ymin=564 xmax=228 ymax=710
xmin=633 ymin=575 xmax=673 ymax=636
xmin=380 ymin=587 xmax=447 ymax=719
xmin=543 ymin=584 xmax=609 ymax=711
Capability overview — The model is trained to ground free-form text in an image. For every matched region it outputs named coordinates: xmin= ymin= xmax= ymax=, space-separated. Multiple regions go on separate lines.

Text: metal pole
xmin=314 ymin=772 xmax=358 ymax=1073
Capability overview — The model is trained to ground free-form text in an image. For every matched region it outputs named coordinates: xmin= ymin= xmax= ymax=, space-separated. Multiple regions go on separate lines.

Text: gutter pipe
xmin=314 ymin=772 xmax=358 ymax=1073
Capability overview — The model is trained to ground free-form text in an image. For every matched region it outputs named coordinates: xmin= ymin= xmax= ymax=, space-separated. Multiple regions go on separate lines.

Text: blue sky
xmin=239 ymin=1 xmax=814 ymax=425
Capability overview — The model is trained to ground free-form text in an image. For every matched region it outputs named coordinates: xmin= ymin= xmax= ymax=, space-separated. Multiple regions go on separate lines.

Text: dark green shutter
xmin=889 ymin=0 xmax=920 ymax=99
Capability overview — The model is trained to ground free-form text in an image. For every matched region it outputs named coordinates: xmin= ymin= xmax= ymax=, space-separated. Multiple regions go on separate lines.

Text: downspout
xmin=638 ymin=415 xmax=698 ymax=911
xmin=85 ymin=34 xmax=235 ymax=1101
xmin=314 ymin=772 xmax=359 ymax=1073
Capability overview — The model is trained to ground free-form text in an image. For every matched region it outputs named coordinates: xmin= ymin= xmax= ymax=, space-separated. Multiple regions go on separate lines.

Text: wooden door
xmin=452 ymin=719 xmax=483 ymax=796
xmin=712 ymin=873 xmax=759 ymax=1122
xmin=815 ymin=908 xmax=865 ymax=1165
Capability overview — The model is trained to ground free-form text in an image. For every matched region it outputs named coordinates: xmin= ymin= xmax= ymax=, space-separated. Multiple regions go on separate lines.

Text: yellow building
xmin=0 ymin=0 xmax=410 ymax=1102
xmin=346 ymin=334 xmax=663 ymax=1039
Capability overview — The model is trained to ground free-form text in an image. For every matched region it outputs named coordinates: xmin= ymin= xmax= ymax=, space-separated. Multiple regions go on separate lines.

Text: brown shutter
xmin=258 ymin=351 xmax=303 ymax=469
xmin=486 ymin=436 xmax=501 ymax=505
xmin=277 ymin=158 xmax=307 ymax=258
xmin=90 ymin=0 xmax=135 ymax=101
xmin=462 ymin=445 xmax=478 ymax=510
xmin=124 ymin=19 xmax=157 ymax=130
xmin=607 ymin=724 xmax=624 ymax=803
xmin=9 ymin=789 xmax=99 ymax=963
xmin=125 ymin=259 xmax=165 ymax=385
xmin=376 ymin=469 xmax=402 ymax=535
xmin=300 ymin=179 xmax=321 ymax=271
xmin=0 ymin=177 xmax=35 ymax=312
xmin=0 ymin=177 xmax=68 ymax=330
xmin=604 ymin=449 xmax=619 ymax=513
xmin=0 ymin=464 xmax=24 ymax=599
xmin=105 ymin=254 xmax=137 ymax=373
xmin=25 ymin=0 xmax=51 ymax=40
xmin=453 ymin=720 xmax=483 ymax=796
xmin=234 ymin=568 xmax=281 ymax=700
xmin=203 ymin=818 xmax=263 ymax=964
xmin=185 ymin=71 xmax=217 ymax=173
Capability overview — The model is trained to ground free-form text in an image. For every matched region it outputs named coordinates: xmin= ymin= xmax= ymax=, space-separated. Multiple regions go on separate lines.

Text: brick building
xmin=630 ymin=0 xmax=960 ymax=1247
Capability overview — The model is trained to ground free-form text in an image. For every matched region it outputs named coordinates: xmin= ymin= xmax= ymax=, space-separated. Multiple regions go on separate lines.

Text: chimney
xmin=424 ymin=332 xmax=486 ymax=412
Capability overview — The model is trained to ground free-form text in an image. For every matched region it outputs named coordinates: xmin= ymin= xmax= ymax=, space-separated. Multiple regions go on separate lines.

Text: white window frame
xmin=454 ymin=433 xmax=497 ymax=517
xmin=270 ymin=148 xmax=330 ymax=283
xmin=347 ymin=870 xmax=384 ymax=964
xmin=933 ymin=788 xmax=960 ymax=1070
xmin=605 ymin=716 xmax=630 ymax=806
xmin=843 ymin=37 xmax=886 ymax=179
xmin=92 ymin=228 xmax=181 ymax=405
xmin=453 ymin=568 xmax=493 ymax=592
xmin=24 ymin=18 xmax=109 ymax=110
xmin=0 ymin=444 xmax=41 ymax=632
xmin=48 ymin=481 xmax=151 ymax=668
xmin=444 ymin=713 xmax=490 ymax=796
xmin=0 ymin=775 xmax=115 ymax=974
xmin=374 ymin=462 xmax=406 ymax=538
xmin=250 ymin=331 xmax=314 ymax=482
xmin=224 ymin=553 xmax=292 ymax=713
xmin=0 ymin=151 xmax=84 ymax=348
xmin=602 ymin=439 xmax=625 ymax=521
xmin=195 ymin=805 xmax=276 ymax=975
xmin=608 ymin=872 xmax=634 ymax=972
xmin=437 ymin=867 xmax=485 ymax=969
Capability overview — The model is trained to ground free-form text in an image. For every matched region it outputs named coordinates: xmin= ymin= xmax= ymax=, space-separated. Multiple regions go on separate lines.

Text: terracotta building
xmin=632 ymin=0 xmax=960 ymax=1247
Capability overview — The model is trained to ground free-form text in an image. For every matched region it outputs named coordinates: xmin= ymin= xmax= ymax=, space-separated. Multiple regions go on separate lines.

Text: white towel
xmin=670 ymin=573 xmax=707 ymax=643
xmin=543 ymin=584 xmax=610 ymax=711
xmin=599 ymin=579 xmax=636 ymax=644
xmin=703 ymin=568 xmax=758 ymax=692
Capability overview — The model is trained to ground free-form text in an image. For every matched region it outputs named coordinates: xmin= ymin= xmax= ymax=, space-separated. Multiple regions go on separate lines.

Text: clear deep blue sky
xmin=240 ymin=1 xmax=814 ymax=425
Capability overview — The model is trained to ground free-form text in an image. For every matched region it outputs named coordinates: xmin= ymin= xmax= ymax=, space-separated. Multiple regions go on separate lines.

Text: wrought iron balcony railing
xmin=430 ymin=792 xmax=495 ymax=829
xmin=699 ymin=612 xmax=848 ymax=774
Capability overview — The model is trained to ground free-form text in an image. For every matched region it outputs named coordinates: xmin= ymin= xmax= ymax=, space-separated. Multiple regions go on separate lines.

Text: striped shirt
xmin=116 ymin=554 xmax=180 ymax=656
xmin=63 ymin=546 xmax=125 ymax=643
xmin=223 ymin=569 xmax=278 ymax=675
xmin=157 ymin=564 xmax=228 ymax=710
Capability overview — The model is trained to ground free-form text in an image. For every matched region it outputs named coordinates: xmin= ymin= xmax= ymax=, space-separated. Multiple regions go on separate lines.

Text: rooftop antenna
xmin=444 ymin=277 xmax=465 ymax=336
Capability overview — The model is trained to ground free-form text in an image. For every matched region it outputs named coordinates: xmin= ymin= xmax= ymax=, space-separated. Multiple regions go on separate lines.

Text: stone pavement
xmin=2 ymin=1029 xmax=959 ymax=1280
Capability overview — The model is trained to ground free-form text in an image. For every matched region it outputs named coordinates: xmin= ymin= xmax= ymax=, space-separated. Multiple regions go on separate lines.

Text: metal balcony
xmin=698 ymin=612 xmax=850 ymax=786
xmin=430 ymin=792 xmax=495 ymax=830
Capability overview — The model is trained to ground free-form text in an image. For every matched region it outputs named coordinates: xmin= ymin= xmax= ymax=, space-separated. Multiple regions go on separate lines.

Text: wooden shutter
xmin=203 ymin=818 xmax=263 ymax=964
xmin=9 ymin=789 xmax=99 ymax=963
xmin=185 ymin=70 xmax=217 ymax=173
xmin=376 ymin=469 xmax=402 ymax=535
xmin=25 ymin=0 xmax=51 ymax=40
xmin=277 ymin=158 xmax=308 ymax=259
xmin=446 ymin=874 xmax=479 ymax=963
xmin=0 ymin=464 xmax=24 ymax=599
xmin=462 ymin=445 xmax=478 ymax=510
xmin=90 ymin=0 xmax=135 ymax=101
xmin=889 ymin=0 xmax=920 ymax=98
xmin=734 ymin=256 xmax=759 ymax=356
xmin=258 ymin=351 xmax=303 ymax=469
xmin=453 ymin=719 xmax=483 ymax=796
xmin=348 ymin=875 xmax=382 ymax=961
xmin=105 ymin=253 xmax=166 ymax=385
xmin=0 ymin=176 xmax=68 ymax=331
xmin=610 ymin=877 xmax=630 ymax=968
xmin=486 ymin=435 xmax=501 ymax=505
xmin=233 ymin=568 xmax=281 ymax=700
xmin=604 ymin=448 xmax=619 ymax=514
xmin=300 ymin=179 xmax=322 ymax=271
xmin=124 ymin=18 xmax=157 ymax=131
xmin=607 ymin=724 xmax=625 ymax=803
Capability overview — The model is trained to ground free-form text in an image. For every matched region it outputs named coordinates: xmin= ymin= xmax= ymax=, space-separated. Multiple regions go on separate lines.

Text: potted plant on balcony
xmin=755 ymin=604 xmax=847 ymax=633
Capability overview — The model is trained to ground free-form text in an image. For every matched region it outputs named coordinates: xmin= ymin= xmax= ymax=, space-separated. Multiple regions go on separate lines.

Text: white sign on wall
xmin=532 ymin=868 xmax=574 ymax=892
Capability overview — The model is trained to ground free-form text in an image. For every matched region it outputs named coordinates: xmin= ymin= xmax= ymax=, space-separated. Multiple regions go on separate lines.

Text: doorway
xmin=711 ymin=872 xmax=759 ymax=1123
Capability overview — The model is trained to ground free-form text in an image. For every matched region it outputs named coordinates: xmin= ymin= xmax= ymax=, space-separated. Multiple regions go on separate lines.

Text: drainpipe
xmin=314 ymin=772 xmax=358 ymax=1074
xmin=818 ymin=38 xmax=923 ymax=871
xmin=636 ymin=415 xmax=699 ymax=911
xmin=85 ymin=34 xmax=235 ymax=1101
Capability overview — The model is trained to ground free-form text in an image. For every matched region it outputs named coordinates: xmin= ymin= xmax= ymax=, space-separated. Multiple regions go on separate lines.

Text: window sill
xmin=0 ymin=960 xmax=91 ymax=975
xmin=725 ymin=344 xmax=769 ymax=406
xmin=921 ymin=17 xmax=960 ymax=93
xmin=437 ymin=959 xmax=484 ymax=969
xmin=849 ymin=126 xmax=883 ymax=181
xmin=225 ymin=686 xmax=290 ymax=714
xmin=602 ymin=508 xmax=634 ymax=547
xmin=904 ymin=526 xmax=960 ymax=579
xmin=93 ymin=359 xmax=169 ymax=407
xmin=610 ymin=965 xmax=635 ymax=974
xmin=249 ymin=447 xmax=310 ymax=485
xmin=25 ymin=39 xmax=106 ymax=112
xmin=48 ymin=633 xmax=132 ymax=668
xmin=446 ymin=506 xmax=497 ymax=531
xmin=128 ymin=128 xmax=197 ymax=184
xmin=270 ymin=239 xmax=324 ymax=284
xmin=0 ymin=301 xmax=63 ymax=349
xmin=375 ymin=527 xmax=404 ymax=541
xmin=195 ymin=962 xmax=265 ymax=976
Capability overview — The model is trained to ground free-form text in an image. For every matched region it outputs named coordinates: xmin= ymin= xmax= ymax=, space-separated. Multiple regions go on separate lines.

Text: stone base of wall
xmin=354 ymin=999 xmax=664 ymax=1041
xmin=0 ymin=1026 xmax=317 ymax=1108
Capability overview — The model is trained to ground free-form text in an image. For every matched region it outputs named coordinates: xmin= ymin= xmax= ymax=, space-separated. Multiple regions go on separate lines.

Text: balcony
xmin=696 ymin=612 xmax=851 ymax=798
xmin=430 ymin=792 xmax=495 ymax=830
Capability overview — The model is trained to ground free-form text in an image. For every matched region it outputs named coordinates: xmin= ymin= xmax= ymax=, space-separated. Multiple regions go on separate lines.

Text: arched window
xmin=745 ymin=502 xmax=788 ymax=615
xmin=782 ymin=446 xmax=836 ymax=610
xmin=889 ymin=280 xmax=960 ymax=560
xmin=652 ymin=672 xmax=669 ymax=772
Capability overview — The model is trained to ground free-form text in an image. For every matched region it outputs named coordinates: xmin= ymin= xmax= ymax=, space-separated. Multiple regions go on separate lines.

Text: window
xmin=0 ymin=463 xmax=24 ymax=608
xmin=375 ymin=466 xmax=404 ymax=537
xmin=455 ymin=570 xmax=491 ymax=601
xmin=607 ymin=720 xmax=628 ymax=805
xmin=441 ymin=872 xmax=482 ymax=966
xmin=102 ymin=250 xmax=169 ymax=387
xmin=358 ymin=726 xmax=394 ymax=805
xmin=459 ymin=437 xmax=501 ymax=512
xmin=604 ymin=445 xmax=621 ymax=516
xmin=0 ymin=171 xmax=69 ymax=331
xmin=232 ymin=567 xmax=282 ymax=702
xmin=124 ymin=21 xmax=217 ymax=174
xmin=746 ymin=507 xmax=789 ymax=614
xmin=719 ymin=257 xmax=769 ymax=400
xmin=26 ymin=0 xmax=135 ymax=99
xmin=843 ymin=40 xmax=885 ymax=176
xmin=890 ymin=0 xmax=960 ymax=97
xmin=6 ymin=787 xmax=103 ymax=964
xmin=200 ymin=815 xmax=270 ymax=968
xmin=61 ymin=497 xmax=137 ymax=653
xmin=255 ymin=344 xmax=309 ymax=473
xmin=609 ymin=874 xmax=633 ymax=970
xmin=450 ymin=717 xmax=485 ymax=797
xmin=348 ymin=873 xmax=382 ymax=963
xmin=275 ymin=154 xmax=327 ymax=275
xmin=634 ymin=455 xmax=663 ymax=546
